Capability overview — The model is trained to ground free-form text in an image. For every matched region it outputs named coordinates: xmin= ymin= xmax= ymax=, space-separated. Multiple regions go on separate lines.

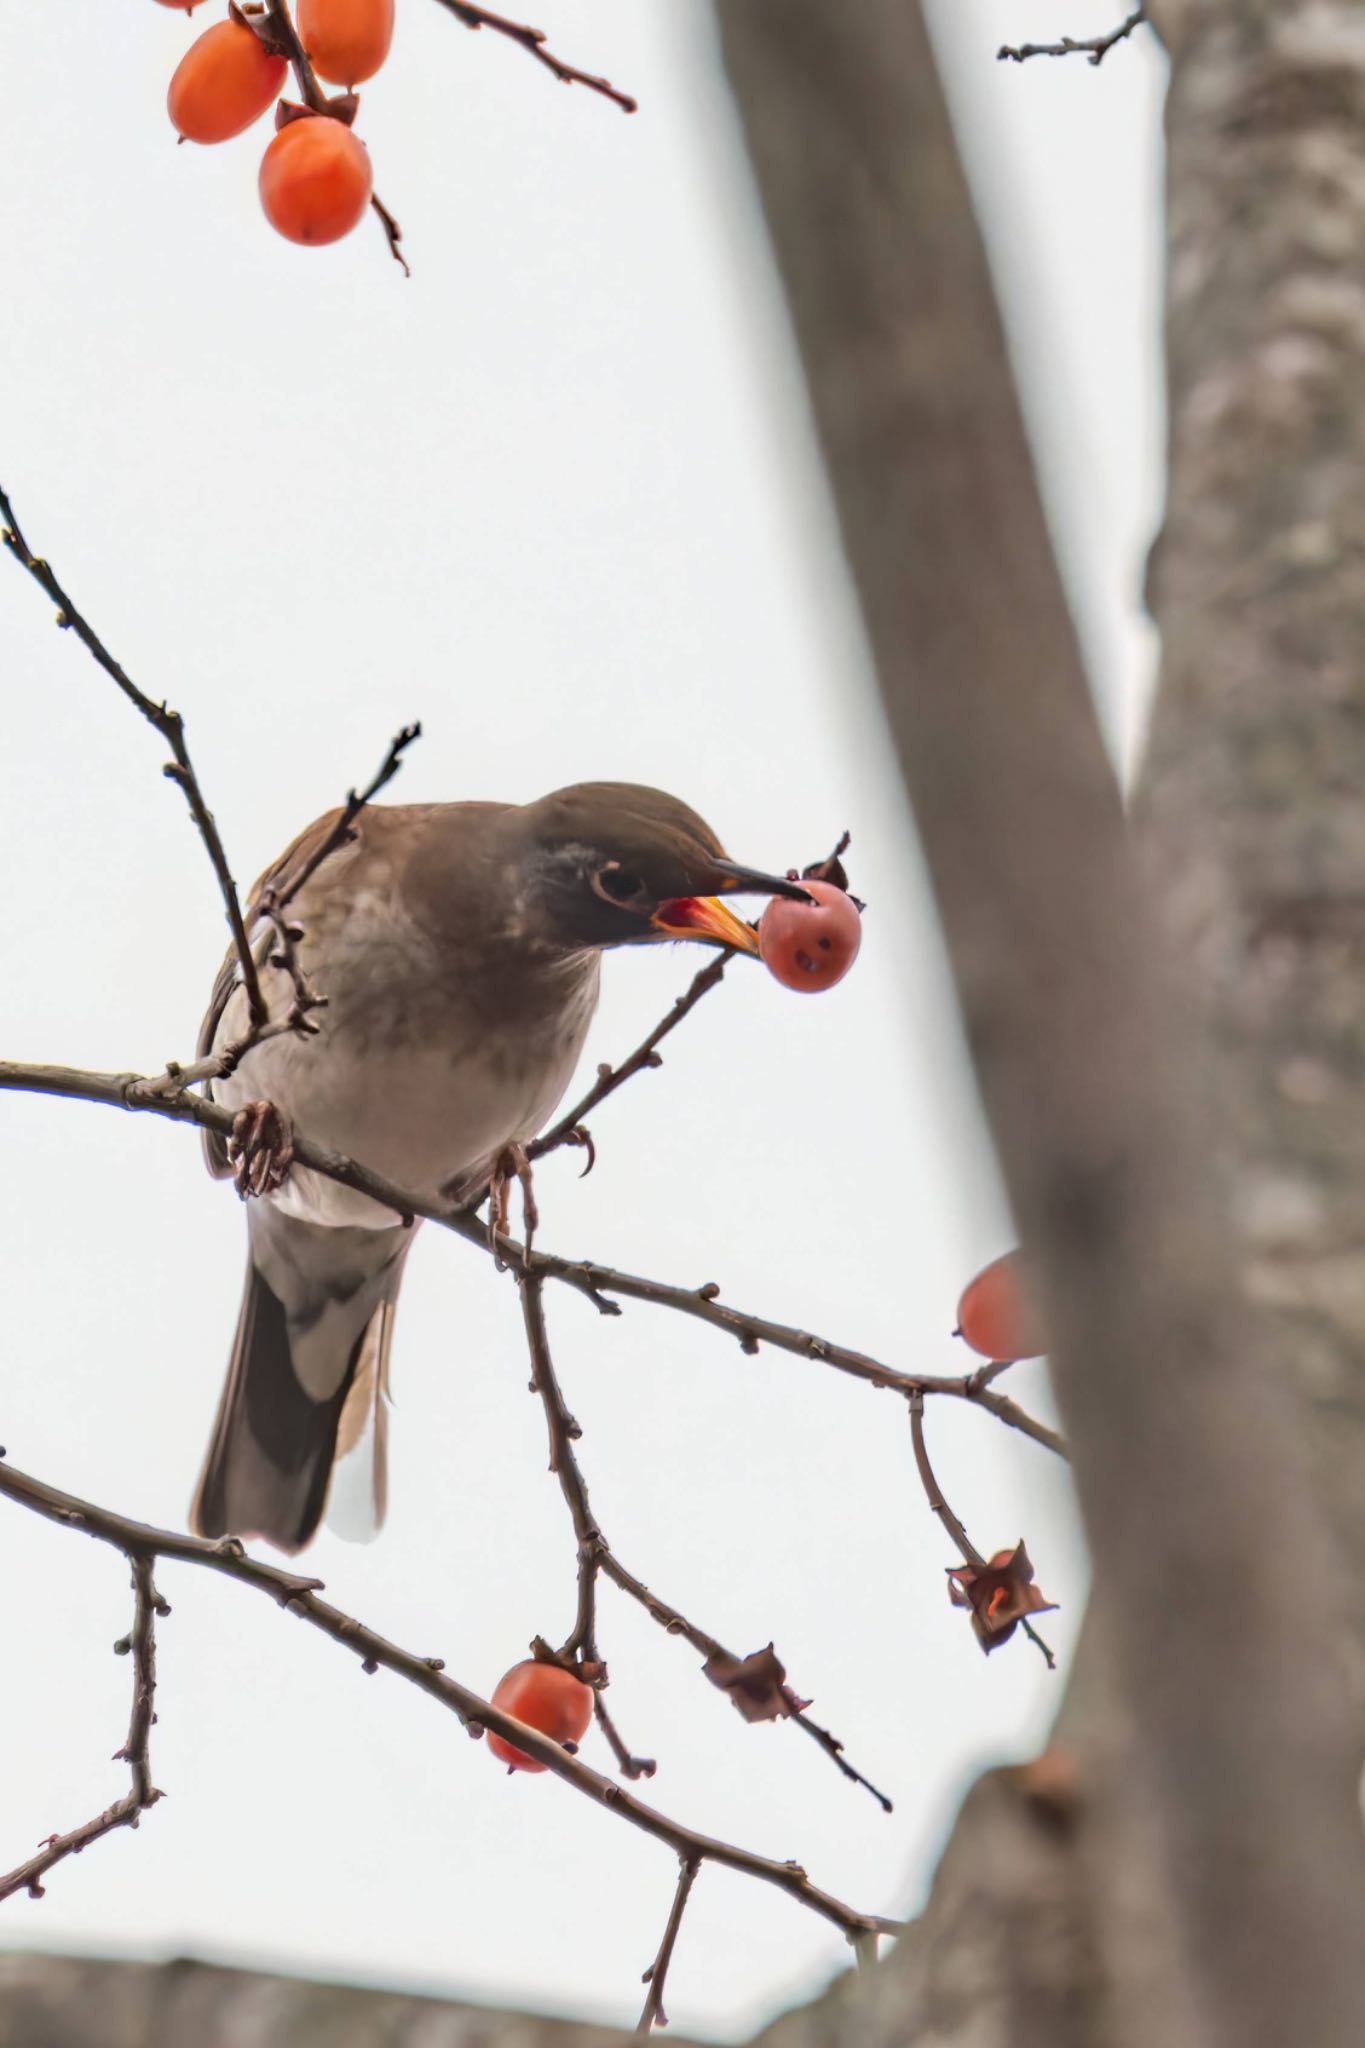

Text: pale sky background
xmin=0 ymin=3 xmax=1163 ymax=2037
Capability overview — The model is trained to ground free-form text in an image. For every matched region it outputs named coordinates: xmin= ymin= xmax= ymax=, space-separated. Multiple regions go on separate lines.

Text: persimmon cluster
xmin=159 ymin=0 xmax=392 ymax=247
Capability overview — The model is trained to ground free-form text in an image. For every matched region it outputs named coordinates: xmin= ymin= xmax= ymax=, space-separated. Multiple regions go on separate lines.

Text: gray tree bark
xmin=715 ymin=0 xmax=1365 ymax=2043
xmin=1141 ymin=0 xmax=1365 ymax=1680
xmin=0 ymin=1954 xmax=628 ymax=2048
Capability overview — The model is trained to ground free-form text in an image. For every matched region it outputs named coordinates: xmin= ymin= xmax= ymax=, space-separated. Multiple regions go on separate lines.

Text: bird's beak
xmin=710 ymin=859 xmax=814 ymax=903
xmin=652 ymin=860 xmax=812 ymax=954
xmin=652 ymin=895 xmax=761 ymax=953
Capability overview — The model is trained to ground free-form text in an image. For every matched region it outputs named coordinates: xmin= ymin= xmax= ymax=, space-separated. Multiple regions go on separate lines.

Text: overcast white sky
xmin=0 ymin=3 xmax=1162 ymax=2036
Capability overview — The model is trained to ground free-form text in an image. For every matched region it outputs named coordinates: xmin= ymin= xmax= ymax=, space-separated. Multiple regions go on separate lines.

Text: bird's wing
xmin=196 ymin=809 xmax=347 ymax=1178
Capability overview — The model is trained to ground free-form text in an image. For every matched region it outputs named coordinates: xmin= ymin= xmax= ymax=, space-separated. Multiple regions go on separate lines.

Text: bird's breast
xmin=213 ymin=884 xmax=600 ymax=1227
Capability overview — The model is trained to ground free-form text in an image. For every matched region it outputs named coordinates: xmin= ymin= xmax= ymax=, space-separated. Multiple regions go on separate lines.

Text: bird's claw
xmin=489 ymin=1142 xmax=538 ymax=1264
xmin=564 ymin=1125 xmax=597 ymax=1178
xmin=228 ymin=1100 xmax=295 ymax=1200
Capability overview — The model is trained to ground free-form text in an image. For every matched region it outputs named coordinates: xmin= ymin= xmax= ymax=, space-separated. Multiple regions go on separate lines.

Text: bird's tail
xmin=191 ymin=1204 xmax=415 ymax=1554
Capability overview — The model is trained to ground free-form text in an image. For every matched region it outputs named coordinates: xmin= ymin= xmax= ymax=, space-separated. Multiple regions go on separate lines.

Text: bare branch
xmin=998 ymin=7 xmax=1147 ymax=66
xmin=273 ymin=723 xmax=423 ymax=910
xmin=908 ymin=1389 xmax=984 ymax=1569
xmin=369 ymin=192 xmax=409 ymax=274
xmin=636 ymin=1856 xmax=700 ymax=2035
xmin=519 ymin=1272 xmax=606 ymax=1665
xmin=527 ymin=954 xmax=729 ymax=1171
xmin=0 ymin=1054 xmax=1067 ymax=1458
xmin=0 ymin=1458 xmax=883 ymax=1943
xmin=194 ymin=721 xmax=423 ymax=1084
xmin=519 ymin=1276 xmax=888 ymax=1802
xmin=249 ymin=0 xmax=333 ymax=111
xmin=0 ymin=484 xmax=266 ymax=1032
xmin=908 ymin=1391 xmax=1055 ymax=1669
xmin=791 ymin=1709 xmax=892 ymax=1814
xmin=431 ymin=0 xmax=637 ymax=113
xmin=594 ymin=1693 xmax=657 ymax=1782
xmin=0 ymin=1554 xmax=164 ymax=1903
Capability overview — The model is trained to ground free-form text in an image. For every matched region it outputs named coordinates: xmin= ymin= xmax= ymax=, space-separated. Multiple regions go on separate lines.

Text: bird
xmin=190 ymin=781 xmax=808 ymax=1554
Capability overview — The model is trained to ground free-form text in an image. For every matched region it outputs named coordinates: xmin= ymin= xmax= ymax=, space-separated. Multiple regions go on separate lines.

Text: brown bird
xmin=191 ymin=782 xmax=806 ymax=1554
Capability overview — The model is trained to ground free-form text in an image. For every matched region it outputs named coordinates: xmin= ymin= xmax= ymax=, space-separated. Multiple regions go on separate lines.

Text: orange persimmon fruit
xmin=956 ymin=1251 xmax=1046 ymax=1363
xmin=298 ymin=0 xmax=395 ymax=86
xmin=168 ymin=19 xmax=288 ymax=144
xmin=486 ymin=1660 xmax=594 ymax=1774
xmin=757 ymin=878 xmax=862 ymax=993
xmin=259 ymin=115 xmax=373 ymax=246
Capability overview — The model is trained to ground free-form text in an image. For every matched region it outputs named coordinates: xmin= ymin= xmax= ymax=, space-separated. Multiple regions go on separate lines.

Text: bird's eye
xmin=592 ymin=864 xmax=649 ymax=907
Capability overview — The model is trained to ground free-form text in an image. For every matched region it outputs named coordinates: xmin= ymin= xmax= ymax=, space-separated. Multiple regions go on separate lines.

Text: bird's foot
xmin=489 ymin=1142 xmax=538 ymax=1264
xmin=228 ymin=1099 xmax=295 ymax=1200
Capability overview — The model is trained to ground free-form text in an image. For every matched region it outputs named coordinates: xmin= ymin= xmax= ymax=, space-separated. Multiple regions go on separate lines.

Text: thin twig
xmin=594 ymin=1694 xmax=657 ymax=1781
xmin=998 ymin=7 xmax=1147 ymax=65
xmin=520 ymin=1273 xmax=605 ymax=1664
xmin=369 ymin=193 xmax=410 ymax=275
xmin=520 ymin=1277 xmax=888 ymax=1803
xmin=0 ymin=485 xmax=266 ymax=1031
xmin=907 ymin=1391 xmax=1055 ymax=1668
xmin=273 ymin=722 xmax=423 ymax=909
xmin=187 ymin=720 xmax=424 ymax=1085
xmin=791 ymin=1710 xmax=892 ymax=1814
xmin=908 ymin=1388 xmax=984 ymax=1568
xmin=0 ymin=1553 xmax=164 ymax=1902
xmin=0 ymin=1055 xmax=1067 ymax=1461
xmin=537 ymin=1256 xmax=1068 ymax=1458
xmin=528 ymin=955 xmax=729 ymax=1168
xmin=637 ymin=1857 xmax=700 ymax=2034
xmin=254 ymin=901 xmax=326 ymax=1042
xmin=252 ymin=0 xmax=332 ymax=110
xmin=432 ymin=0 xmax=637 ymax=112
xmin=0 ymin=1458 xmax=882 ymax=1942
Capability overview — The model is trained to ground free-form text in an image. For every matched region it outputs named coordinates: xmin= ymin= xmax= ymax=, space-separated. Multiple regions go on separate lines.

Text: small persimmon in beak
xmin=652 ymin=895 xmax=760 ymax=954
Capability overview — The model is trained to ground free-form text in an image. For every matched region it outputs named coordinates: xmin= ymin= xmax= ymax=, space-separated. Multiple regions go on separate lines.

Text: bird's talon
xmin=489 ymin=1142 xmax=538 ymax=1255
xmin=228 ymin=1100 xmax=295 ymax=1200
xmin=566 ymin=1125 xmax=597 ymax=1178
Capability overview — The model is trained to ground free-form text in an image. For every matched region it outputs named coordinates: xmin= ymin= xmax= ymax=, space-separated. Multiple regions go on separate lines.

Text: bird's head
xmin=518 ymin=782 xmax=810 ymax=954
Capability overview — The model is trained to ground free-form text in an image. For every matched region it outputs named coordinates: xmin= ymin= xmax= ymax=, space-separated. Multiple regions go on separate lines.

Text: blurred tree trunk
xmin=0 ymin=1954 xmax=628 ymax=2048
xmin=1139 ymin=0 xmax=1365 ymax=1681
xmin=717 ymin=0 xmax=1365 ymax=2044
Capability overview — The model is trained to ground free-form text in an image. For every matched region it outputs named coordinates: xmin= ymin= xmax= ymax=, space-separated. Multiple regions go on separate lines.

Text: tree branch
xmin=0 ymin=1055 xmax=1066 ymax=1459
xmin=0 ymin=1554 xmax=164 ymax=1903
xmin=527 ymin=954 xmax=729 ymax=1171
xmin=594 ymin=1693 xmax=657 ymax=1782
xmin=274 ymin=722 xmax=424 ymax=910
xmin=430 ymin=1 xmax=637 ymax=114
xmin=636 ymin=1856 xmax=700 ymax=2035
xmin=907 ymin=1391 xmax=1054 ymax=1669
xmin=0 ymin=484 xmax=266 ymax=1033
xmin=998 ymin=8 xmax=1148 ymax=66
xmin=519 ymin=1274 xmax=891 ymax=1806
xmin=0 ymin=1457 xmax=885 ymax=1947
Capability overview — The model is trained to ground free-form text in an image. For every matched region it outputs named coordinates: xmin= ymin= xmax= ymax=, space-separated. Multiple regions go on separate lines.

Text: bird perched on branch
xmin=191 ymin=782 xmax=806 ymax=1554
